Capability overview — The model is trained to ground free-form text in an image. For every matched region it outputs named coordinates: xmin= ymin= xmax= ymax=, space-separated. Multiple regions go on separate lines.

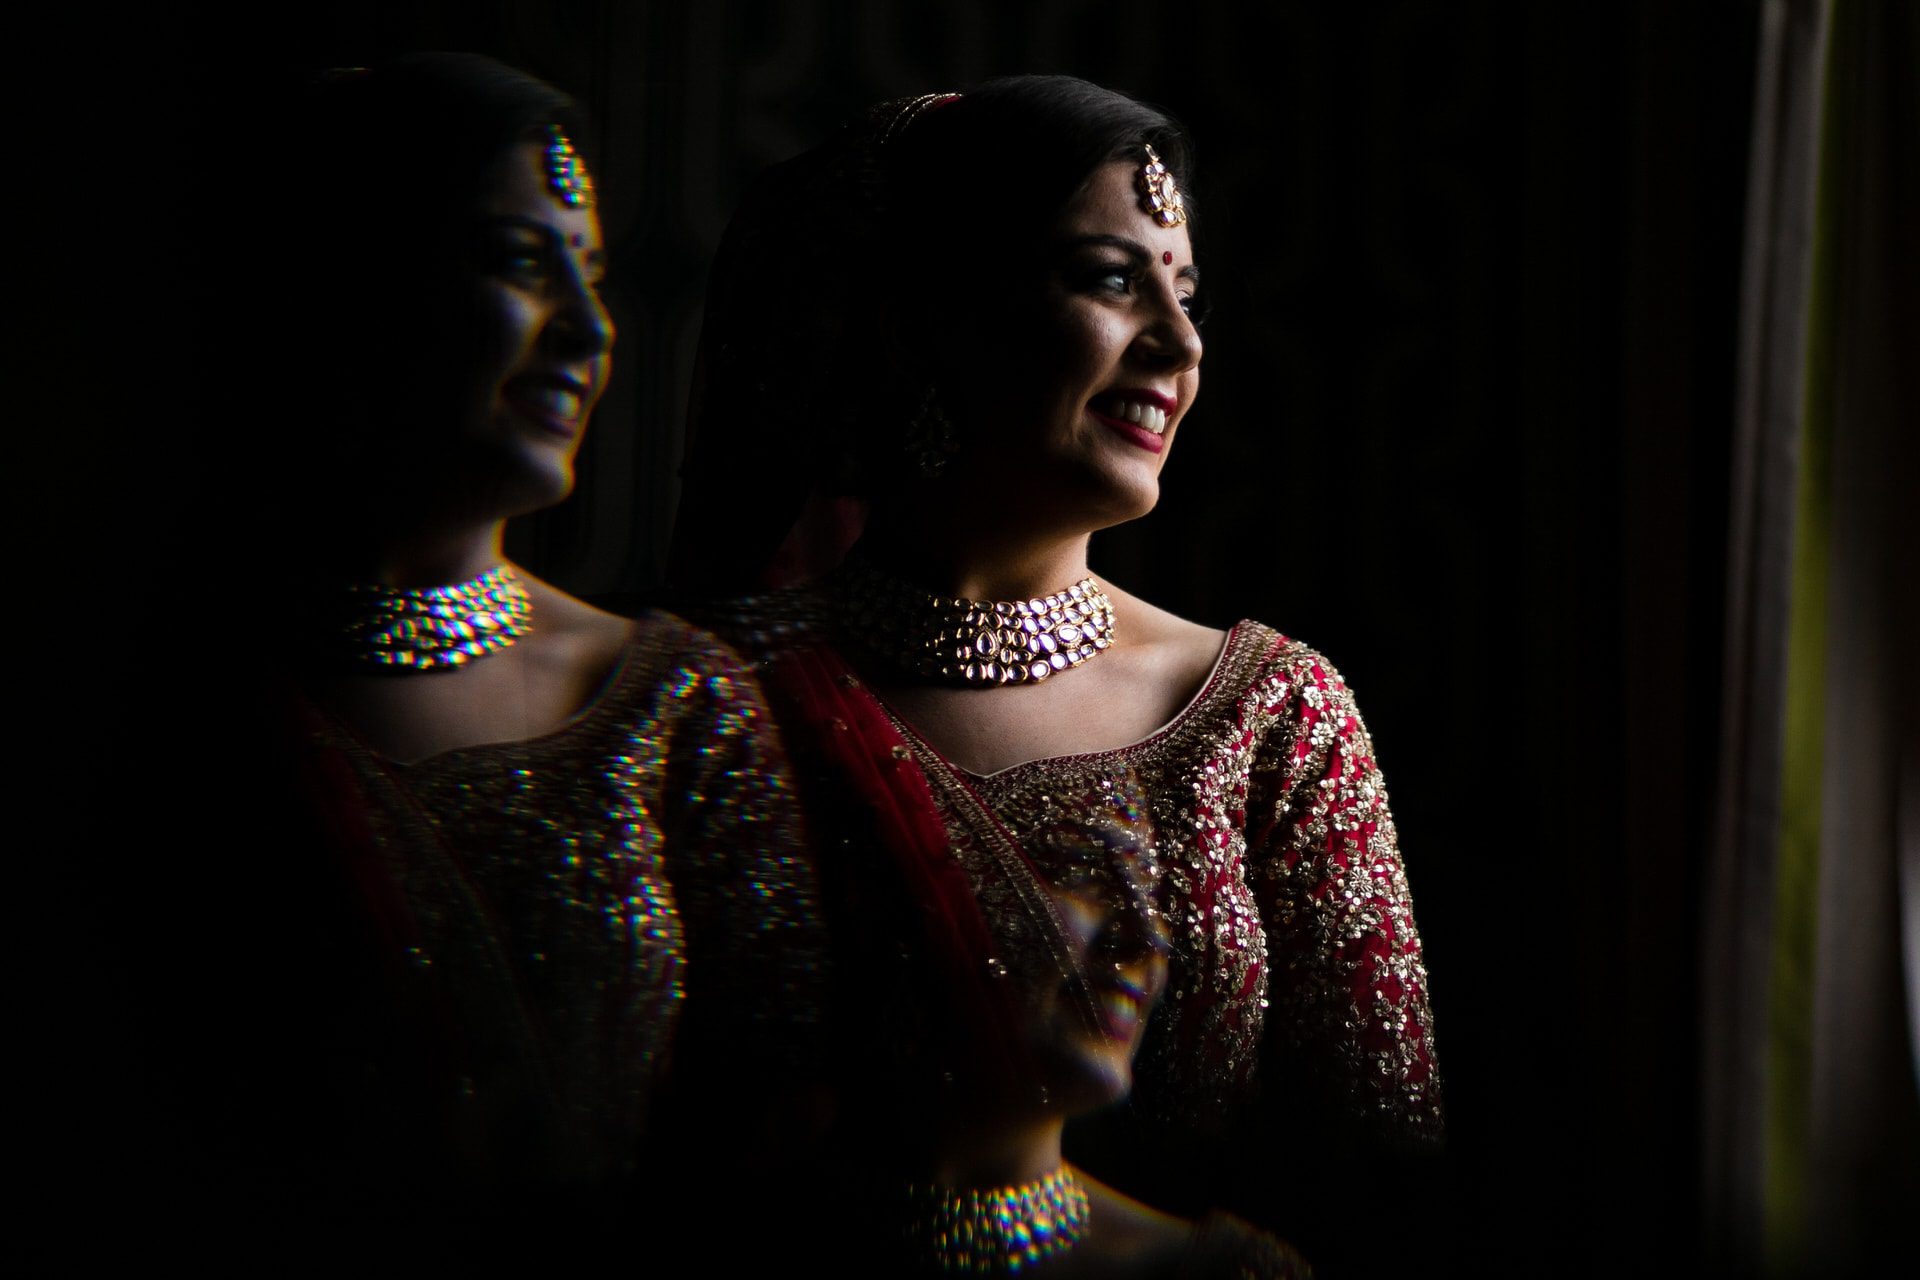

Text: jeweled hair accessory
xmin=1137 ymin=144 xmax=1187 ymax=228
xmin=870 ymin=91 xmax=962 ymax=148
xmin=544 ymin=124 xmax=595 ymax=208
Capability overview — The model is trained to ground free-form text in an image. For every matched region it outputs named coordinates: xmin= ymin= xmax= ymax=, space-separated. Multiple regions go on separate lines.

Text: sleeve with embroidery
xmin=656 ymin=640 xmax=828 ymax=1071
xmin=1245 ymin=648 xmax=1442 ymax=1144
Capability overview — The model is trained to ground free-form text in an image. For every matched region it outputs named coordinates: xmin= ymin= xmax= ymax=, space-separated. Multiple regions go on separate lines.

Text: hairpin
xmin=871 ymin=92 xmax=962 ymax=148
xmin=1137 ymin=145 xmax=1187 ymax=228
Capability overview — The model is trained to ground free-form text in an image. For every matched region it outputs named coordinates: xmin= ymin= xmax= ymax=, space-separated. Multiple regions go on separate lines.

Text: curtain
xmin=1703 ymin=1 xmax=1920 ymax=1274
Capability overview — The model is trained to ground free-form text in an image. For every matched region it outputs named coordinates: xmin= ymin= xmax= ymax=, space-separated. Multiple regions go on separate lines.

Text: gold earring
xmin=904 ymin=384 xmax=957 ymax=478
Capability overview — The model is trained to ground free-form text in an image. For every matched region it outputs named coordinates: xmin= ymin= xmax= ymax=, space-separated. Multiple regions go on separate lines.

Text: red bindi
xmin=1162 ymin=251 xmax=1173 ymax=265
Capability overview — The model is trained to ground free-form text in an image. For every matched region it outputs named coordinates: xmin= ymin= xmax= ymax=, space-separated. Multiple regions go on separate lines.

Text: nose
xmin=1132 ymin=282 xmax=1202 ymax=374
xmin=547 ymin=275 xmax=615 ymax=362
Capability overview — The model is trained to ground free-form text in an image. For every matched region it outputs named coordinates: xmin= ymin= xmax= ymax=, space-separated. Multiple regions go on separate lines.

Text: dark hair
xmin=277 ymin=52 xmax=586 ymax=314
xmin=279 ymin=52 xmax=587 ymax=244
xmin=223 ymin=53 xmax=589 ymax=561
xmin=673 ymin=75 xmax=1194 ymax=591
xmin=889 ymin=75 xmax=1195 ymax=273
xmin=260 ymin=52 xmax=587 ymax=428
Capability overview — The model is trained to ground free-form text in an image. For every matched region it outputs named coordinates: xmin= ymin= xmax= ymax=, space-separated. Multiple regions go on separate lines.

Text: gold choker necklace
xmin=333 ymin=564 xmax=534 ymax=673
xmin=904 ymin=1165 xmax=1091 ymax=1274
xmin=838 ymin=563 xmax=1116 ymax=688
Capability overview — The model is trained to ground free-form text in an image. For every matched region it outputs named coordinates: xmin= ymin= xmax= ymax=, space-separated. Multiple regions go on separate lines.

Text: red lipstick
xmin=1088 ymin=388 xmax=1175 ymax=454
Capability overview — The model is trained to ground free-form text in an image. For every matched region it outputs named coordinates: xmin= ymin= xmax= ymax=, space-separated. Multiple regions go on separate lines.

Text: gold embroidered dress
xmin=917 ymin=621 xmax=1441 ymax=1137
xmin=714 ymin=600 xmax=1440 ymax=1148
xmin=304 ymin=612 xmax=821 ymax=1192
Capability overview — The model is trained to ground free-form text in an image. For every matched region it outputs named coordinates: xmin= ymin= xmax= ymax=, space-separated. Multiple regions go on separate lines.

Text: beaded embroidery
xmin=702 ymin=593 xmax=1442 ymax=1139
xmin=315 ymin=613 xmax=824 ymax=1166
xmin=904 ymin=1166 xmax=1092 ymax=1274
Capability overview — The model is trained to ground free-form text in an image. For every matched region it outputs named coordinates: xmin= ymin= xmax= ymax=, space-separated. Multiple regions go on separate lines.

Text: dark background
xmin=108 ymin=2 xmax=1759 ymax=1272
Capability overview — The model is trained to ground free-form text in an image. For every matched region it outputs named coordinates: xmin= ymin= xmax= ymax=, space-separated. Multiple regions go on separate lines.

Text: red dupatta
xmin=765 ymin=642 xmax=1099 ymax=1097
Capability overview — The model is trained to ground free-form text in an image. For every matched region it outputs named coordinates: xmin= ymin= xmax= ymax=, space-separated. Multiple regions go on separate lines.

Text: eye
xmin=1078 ymin=261 xmax=1137 ymax=296
xmin=1179 ymin=291 xmax=1211 ymax=326
xmin=480 ymin=236 xmax=550 ymax=280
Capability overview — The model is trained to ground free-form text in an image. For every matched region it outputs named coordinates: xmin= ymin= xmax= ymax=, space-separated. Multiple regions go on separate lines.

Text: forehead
xmin=478 ymin=139 xmax=604 ymax=247
xmin=1056 ymin=158 xmax=1193 ymax=258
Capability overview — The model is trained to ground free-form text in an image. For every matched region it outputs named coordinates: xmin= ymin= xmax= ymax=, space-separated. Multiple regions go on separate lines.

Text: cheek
xmin=1169 ymin=370 xmax=1201 ymax=433
xmin=466 ymin=288 xmax=544 ymax=371
xmin=396 ymin=284 xmax=531 ymax=399
xmin=1020 ymin=314 xmax=1128 ymax=412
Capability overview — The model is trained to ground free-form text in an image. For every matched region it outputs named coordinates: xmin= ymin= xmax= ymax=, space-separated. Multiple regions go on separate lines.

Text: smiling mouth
xmin=504 ymin=375 xmax=589 ymax=434
xmin=1091 ymin=982 xmax=1153 ymax=1042
xmin=1087 ymin=393 xmax=1173 ymax=454
xmin=1089 ymin=392 xmax=1171 ymax=435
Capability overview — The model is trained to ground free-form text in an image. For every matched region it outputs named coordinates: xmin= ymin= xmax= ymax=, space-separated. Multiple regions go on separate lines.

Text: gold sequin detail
xmin=956 ymin=624 xmax=1441 ymax=1136
xmin=701 ymin=595 xmax=1441 ymax=1141
xmin=316 ymin=612 xmax=823 ymax=1173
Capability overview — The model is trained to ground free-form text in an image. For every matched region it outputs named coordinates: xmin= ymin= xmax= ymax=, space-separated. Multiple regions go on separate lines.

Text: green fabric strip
xmin=1766 ymin=1 xmax=1850 ymax=1268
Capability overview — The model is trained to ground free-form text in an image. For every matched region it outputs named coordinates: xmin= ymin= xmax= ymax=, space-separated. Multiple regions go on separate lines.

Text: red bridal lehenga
xmin=925 ymin=618 xmax=1442 ymax=1142
xmin=700 ymin=591 xmax=1440 ymax=1274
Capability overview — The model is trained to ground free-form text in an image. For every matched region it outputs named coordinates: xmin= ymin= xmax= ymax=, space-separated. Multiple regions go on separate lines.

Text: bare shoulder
xmin=1102 ymin=581 xmax=1230 ymax=686
xmin=518 ymin=579 xmax=769 ymax=697
xmin=1076 ymin=1171 xmax=1313 ymax=1279
xmin=515 ymin=570 xmax=638 ymax=677
xmin=1066 ymin=1171 xmax=1191 ymax=1277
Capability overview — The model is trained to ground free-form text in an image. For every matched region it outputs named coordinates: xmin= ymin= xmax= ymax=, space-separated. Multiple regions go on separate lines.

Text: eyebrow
xmin=482 ymin=213 xmax=607 ymax=271
xmin=1057 ymin=233 xmax=1201 ymax=288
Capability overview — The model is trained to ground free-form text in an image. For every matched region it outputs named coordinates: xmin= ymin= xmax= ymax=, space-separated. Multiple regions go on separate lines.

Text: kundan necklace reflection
xmin=904 ymin=1166 xmax=1092 ymax=1274
xmin=329 ymin=564 xmax=534 ymax=672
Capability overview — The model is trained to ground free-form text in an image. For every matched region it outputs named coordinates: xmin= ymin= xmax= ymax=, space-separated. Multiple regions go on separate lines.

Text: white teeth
xmin=1101 ymin=990 xmax=1140 ymax=1028
xmin=1098 ymin=397 xmax=1171 ymax=434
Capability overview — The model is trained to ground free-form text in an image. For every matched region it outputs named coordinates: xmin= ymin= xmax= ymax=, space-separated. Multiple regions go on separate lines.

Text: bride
xmin=671 ymin=76 xmax=1441 ymax=1273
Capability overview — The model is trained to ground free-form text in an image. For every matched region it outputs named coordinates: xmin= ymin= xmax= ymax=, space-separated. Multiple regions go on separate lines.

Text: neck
xmin=858 ymin=505 xmax=1092 ymax=602
xmin=927 ymin=1114 xmax=1066 ymax=1189
xmin=341 ymin=521 xmax=509 ymax=588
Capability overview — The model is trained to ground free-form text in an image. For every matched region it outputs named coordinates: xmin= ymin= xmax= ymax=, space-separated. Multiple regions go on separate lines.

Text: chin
xmin=1061 ymin=1068 xmax=1134 ymax=1116
xmin=518 ymin=471 xmax=577 ymax=517
xmin=1040 ymin=1042 xmax=1137 ymax=1116
xmin=1116 ymin=483 xmax=1161 ymax=523
xmin=490 ymin=439 xmax=580 ymax=516
xmin=1052 ymin=462 xmax=1161 ymax=532
xmin=1090 ymin=482 xmax=1161 ymax=532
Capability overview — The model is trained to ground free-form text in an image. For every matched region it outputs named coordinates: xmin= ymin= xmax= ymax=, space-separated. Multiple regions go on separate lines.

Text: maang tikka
xmin=544 ymin=124 xmax=596 ymax=208
xmin=1137 ymin=144 xmax=1187 ymax=228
